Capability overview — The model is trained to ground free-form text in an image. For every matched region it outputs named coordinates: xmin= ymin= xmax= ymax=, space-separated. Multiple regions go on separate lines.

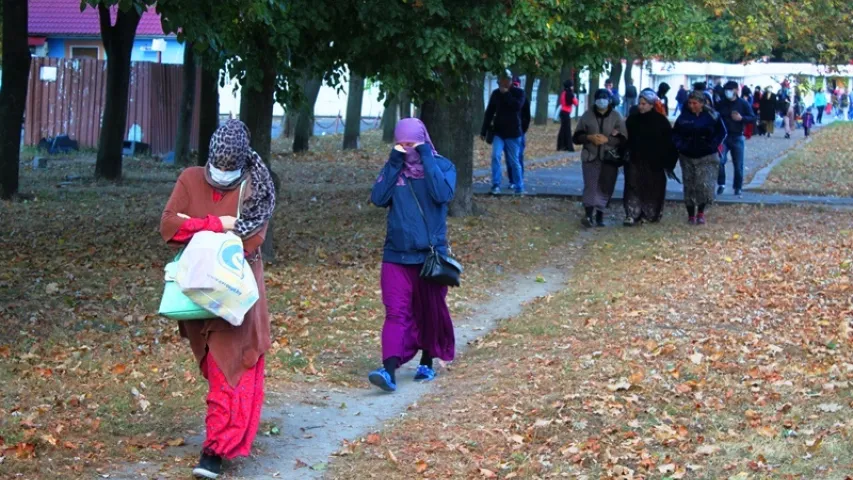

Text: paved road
xmin=473 ymin=119 xmax=853 ymax=207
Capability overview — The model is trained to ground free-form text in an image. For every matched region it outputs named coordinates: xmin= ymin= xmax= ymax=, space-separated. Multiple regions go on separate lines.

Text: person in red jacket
xmin=557 ymin=80 xmax=579 ymax=151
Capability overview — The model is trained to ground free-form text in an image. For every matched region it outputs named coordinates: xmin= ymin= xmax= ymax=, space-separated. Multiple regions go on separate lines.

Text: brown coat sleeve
xmin=160 ymin=174 xmax=191 ymax=244
xmin=242 ymin=223 xmax=268 ymax=253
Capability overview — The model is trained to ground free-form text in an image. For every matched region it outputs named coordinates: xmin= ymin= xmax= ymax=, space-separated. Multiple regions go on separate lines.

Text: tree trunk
xmin=623 ymin=55 xmax=635 ymax=88
xmin=420 ymin=75 xmax=475 ymax=217
xmin=197 ymin=62 xmax=220 ymax=166
xmin=293 ymin=74 xmax=323 ymax=153
xmin=281 ymin=113 xmax=294 ymax=138
xmin=471 ymin=74 xmax=486 ymax=133
xmin=381 ymin=96 xmax=398 ymax=143
xmin=534 ymin=76 xmax=550 ymax=126
xmin=174 ymin=43 xmax=197 ymax=166
xmin=589 ymin=71 xmax=600 ymax=93
xmin=399 ymin=90 xmax=412 ymax=119
xmin=607 ymin=60 xmax=624 ymax=91
xmin=0 ymin=0 xmax=31 ymax=200
xmin=239 ymin=63 xmax=276 ymax=163
xmin=560 ymin=64 xmax=573 ymax=87
xmin=239 ymin=62 xmax=279 ymax=262
xmin=523 ymin=74 xmax=535 ymax=100
xmin=94 ymin=4 xmax=142 ymax=181
xmin=343 ymin=73 xmax=364 ymax=150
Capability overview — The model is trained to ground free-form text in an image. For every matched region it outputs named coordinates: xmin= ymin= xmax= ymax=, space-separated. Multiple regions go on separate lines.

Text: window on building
xmin=70 ymin=46 xmax=100 ymax=59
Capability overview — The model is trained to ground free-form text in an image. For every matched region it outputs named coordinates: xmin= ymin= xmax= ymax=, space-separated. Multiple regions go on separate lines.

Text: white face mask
xmin=209 ymin=165 xmax=242 ymax=185
xmin=595 ymin=99 xmax=611 ymax=109
xmin=725 ymin=90 xmax=736 ymax=100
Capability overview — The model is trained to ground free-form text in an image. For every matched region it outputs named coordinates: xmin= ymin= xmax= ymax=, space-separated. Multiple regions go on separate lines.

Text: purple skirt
xmin=380 ymin=262 xmax=455 ymax=364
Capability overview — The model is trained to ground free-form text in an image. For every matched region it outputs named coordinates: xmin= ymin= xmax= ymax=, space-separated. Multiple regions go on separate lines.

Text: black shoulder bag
xmin=407 ymin=180 xmax=463 ymax=287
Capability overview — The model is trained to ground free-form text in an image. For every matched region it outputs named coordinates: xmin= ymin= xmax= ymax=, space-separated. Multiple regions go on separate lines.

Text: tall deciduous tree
xmin=0 ymin=0 xmax=31 ymax=200
xmin=196 ymin=61 xmax=219 ymax=166
xmin=83 ymin=0 xmax=156 ymax=180
xmin=381 ymin=96 xmax=398 ymax=143
xmin=534 ymin=76 xmax=551 ymax=126
xmin=343 ymin=73 xmax=365 ymax=150
xmin=174 ymin=42 xmax=196 ymax=166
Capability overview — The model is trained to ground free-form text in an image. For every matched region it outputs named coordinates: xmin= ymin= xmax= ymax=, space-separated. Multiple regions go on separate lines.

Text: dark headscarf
xmin=657 ymin=82 xmax=671 ymax=97
xmin=594 ymin=88 xmax=611 ymax=100
xmin=206 ymin=120 xmax=277 ymax=238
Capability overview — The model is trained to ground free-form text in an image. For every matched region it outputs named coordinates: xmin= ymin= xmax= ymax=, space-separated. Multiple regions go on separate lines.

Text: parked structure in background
xmin=28 ymin=0 xmax=184 ymax=64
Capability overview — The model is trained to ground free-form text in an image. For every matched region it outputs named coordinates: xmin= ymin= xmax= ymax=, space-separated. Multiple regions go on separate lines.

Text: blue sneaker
xmin=414 ymin=365 xmax=437 ymax=382
xmin=368 ymin=368 xmax=397 ymax=392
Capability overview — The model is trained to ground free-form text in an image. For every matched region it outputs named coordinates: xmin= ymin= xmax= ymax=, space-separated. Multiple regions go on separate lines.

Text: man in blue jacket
xmin=716 ymin=81 xmax=756 ymax=196
xmin=481 ymin=69 xmax=526 ymax=194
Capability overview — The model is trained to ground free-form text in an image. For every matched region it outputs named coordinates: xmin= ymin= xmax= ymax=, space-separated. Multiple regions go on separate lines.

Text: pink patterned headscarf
xmin=394 ymin=118 xmax=438 ymax=184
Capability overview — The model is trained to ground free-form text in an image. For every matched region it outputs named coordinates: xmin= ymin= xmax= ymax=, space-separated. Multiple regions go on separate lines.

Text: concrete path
xmin=474 ymin=119 xmax=853 ymax=207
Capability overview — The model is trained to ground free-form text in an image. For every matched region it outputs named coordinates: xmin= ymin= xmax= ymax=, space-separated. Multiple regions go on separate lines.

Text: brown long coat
xmin=160 ymin=167 xmax=270 ymax=386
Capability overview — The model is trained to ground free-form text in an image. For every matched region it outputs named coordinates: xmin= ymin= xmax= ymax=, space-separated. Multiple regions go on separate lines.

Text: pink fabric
xmin=380 ymin=262 xmax=455 ymax=364
xmin=200 ymin=353 xmax=265 ymax=460
xmin=394 ymin=118 xmax=438 ymax=184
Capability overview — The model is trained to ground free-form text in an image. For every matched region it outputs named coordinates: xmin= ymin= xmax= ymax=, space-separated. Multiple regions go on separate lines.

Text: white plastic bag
xmin=175 ymin=231 xmax=259 ymax=326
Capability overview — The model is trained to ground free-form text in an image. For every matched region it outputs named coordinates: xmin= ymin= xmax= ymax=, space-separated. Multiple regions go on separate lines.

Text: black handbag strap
xmin=406 ymin=178 xmax=435 ymax=251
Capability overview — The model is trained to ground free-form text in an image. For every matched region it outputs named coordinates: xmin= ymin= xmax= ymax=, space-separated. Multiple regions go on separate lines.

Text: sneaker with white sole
xmin=192 ymin=453 xmax=222 ymax=479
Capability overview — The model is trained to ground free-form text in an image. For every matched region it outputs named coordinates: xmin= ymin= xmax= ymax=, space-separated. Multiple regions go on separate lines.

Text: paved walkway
xmin=474 ymin=119 xmax=853 ymax=207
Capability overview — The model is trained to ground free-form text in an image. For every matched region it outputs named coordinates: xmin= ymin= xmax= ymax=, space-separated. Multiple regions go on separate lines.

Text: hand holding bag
xmin=158 ymin=180 xmax=250 ymax=322
xmin=407 ymin=180 xmax=463 ymax=287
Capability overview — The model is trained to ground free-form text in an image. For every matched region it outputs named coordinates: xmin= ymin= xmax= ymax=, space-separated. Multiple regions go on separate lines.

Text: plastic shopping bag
xmin=175 ymin=231 xmax=259 ymax=326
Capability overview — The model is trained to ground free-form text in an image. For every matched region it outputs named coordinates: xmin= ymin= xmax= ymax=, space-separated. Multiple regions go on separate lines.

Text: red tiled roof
xmin=29 ymin=0 xmax=169 ymax=37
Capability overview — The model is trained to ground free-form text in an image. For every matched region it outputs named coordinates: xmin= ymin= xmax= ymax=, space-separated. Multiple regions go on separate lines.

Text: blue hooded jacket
xmin=672 ymin=108 xmax=727 ymax=158
xmin=371 ymin=145 xmax=456 ymax=265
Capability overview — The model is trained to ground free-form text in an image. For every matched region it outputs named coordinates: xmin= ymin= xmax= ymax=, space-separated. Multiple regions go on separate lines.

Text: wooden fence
xmin=24 ymin=57 xmax=200 ymax=155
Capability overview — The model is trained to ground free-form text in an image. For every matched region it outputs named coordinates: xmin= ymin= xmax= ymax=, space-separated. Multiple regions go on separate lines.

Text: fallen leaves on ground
xmin=328 ymin=204 xmax=853 ymax=479
xmin=763 ymin=123 xmax=853 ymax=196
xmin=0 ymin=140 xmax=579 ymax=477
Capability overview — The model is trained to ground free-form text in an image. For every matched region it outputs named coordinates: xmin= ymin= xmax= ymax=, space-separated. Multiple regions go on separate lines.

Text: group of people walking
xmin=574 ymin=85 xmax=728 ymax=227
xmin=161 ymin=116 xmax=458 ymax=479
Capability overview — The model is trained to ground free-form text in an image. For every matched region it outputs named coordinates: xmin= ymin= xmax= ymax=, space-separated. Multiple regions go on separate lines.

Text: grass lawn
xmin=761 ymin=123 xmax=853 ymax=196
xmin=328 ymin=204 xmax=853 ymax=480
xmin=0 ymin=137 xmax=580 ymax=477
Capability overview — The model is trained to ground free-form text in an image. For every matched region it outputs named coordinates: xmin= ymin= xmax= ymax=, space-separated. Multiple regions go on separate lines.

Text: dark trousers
xmin=557 ymin=111 xmax=574 ymax=151
xmin=817 ymin=108 xmax=824 ymax=124
xmin=804 ymin=126 xmax=811 ymax=137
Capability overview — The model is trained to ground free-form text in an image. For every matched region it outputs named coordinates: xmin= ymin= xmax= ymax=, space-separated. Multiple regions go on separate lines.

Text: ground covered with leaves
xmin=762 ymin=123 xmax=853 ymax=196
xmin=0 ymin=134 xmax=578 ymax=477
xmin=329 ymin=204 xmax=853 ymax=480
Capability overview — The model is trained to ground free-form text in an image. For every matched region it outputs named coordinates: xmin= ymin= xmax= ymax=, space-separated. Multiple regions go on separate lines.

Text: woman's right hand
xmin=219 ymin=216 xmax=237 ymax=231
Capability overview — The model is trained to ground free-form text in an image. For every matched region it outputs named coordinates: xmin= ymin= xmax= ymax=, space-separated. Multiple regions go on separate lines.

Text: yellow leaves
xmin=415 ymin=459 xmax=429 ymax=473
xmin=110 ymin=363 xmax=128 ymax=375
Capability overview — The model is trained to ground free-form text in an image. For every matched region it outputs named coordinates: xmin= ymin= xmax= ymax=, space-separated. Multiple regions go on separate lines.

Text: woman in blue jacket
xmin=368 ymin=118 xmax=457 ymax=392
xmin=672 ymin=91 xmax=727 ymax=225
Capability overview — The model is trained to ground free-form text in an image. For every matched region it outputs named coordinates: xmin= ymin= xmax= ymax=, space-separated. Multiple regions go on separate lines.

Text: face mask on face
xmin=209 ymin=165 xmax=243 ymax=185
xmin=725 ymin=90 xmax=736 ymax=100
xmin=595 ymin=99 xmax=611 ymax=109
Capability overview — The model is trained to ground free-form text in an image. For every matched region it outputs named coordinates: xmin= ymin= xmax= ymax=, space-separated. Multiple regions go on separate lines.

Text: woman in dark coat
xmin=672 ymin=91 xmax=727 ymax=225
xmin=624 ymin=90 xmax=678 ymax=225
xmin=758 ymin=87 xmax=777 ymax=137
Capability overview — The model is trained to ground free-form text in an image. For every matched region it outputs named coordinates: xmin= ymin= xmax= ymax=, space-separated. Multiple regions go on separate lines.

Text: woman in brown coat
xmin=572 ymin=88 xmax=627 ymax=227
xmin=160 ymin=120 xmax=276 ymax=479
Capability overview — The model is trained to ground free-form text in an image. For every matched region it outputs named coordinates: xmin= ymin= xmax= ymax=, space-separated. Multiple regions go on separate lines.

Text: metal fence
xmin=24 ymin=57 xmax=200 ymax=155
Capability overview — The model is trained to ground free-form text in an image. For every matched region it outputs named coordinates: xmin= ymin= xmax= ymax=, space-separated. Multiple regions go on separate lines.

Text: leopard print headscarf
xmin=206 ymin=120 xmax=276 ymax=238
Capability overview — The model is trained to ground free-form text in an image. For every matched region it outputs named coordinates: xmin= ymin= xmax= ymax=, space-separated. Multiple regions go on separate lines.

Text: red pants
xmin=744 ymin=122 xmax=754 ymax=139
xmin=200 ymin=353 xmax=265 ymax=459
